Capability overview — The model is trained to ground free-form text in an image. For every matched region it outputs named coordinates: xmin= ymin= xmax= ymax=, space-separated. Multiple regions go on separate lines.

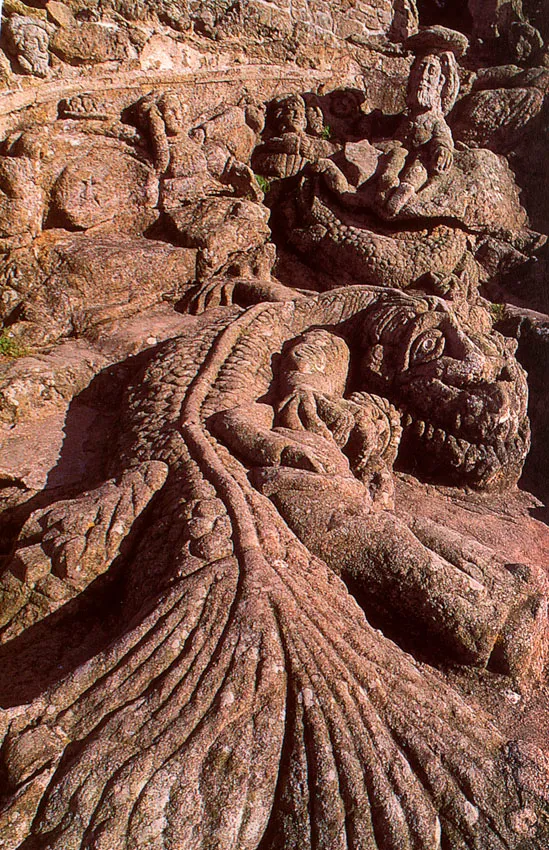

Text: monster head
xmin=358 ymin=292 xmax=530 ymax=491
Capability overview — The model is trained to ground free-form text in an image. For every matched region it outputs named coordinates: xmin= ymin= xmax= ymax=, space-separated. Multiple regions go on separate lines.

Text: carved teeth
xmin=495 ymin=439 xmax=508 ymax=464
xmin=457 ymin=438 xmax=469 ymax=457
xmin=403 ymin=406 xmax=515 ymax=476
xmin=446 ymin=434 xmax=465 ymax=466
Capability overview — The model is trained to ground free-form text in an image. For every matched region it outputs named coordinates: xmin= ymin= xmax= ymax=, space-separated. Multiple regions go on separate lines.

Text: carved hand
xmin=279 ymin=442 xmax=332 ymax=473
xmin=315 ymin=395 xmax=356 ymax=446
xmin=276 ymin=388 xmax=334 ymax=440
xmin=433 ymin=145 xmax=454 ymax=174
xmin=181 ymin=278 xmax=237 ymax=314
xmin=311 ymin=158 xmax=351 ymax=194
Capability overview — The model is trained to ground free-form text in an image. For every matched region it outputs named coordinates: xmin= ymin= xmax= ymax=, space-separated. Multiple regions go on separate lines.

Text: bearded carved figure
xmin=262 ymin=27 xmax=544 ymax=298
xmin=0 ymin=4 xmax=548 ymax=848
xmin=5 ymin=15 xmax=55 ymax=78
xmin=0 ymin=288 xmax=547 ymax=849
xmin=375 ymin=49 xmax=459 ymax=216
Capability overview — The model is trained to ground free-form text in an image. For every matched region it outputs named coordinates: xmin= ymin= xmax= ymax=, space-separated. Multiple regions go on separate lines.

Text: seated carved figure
xmin=376 ymin=49 xmax=457 ymax=216
xmin=276 ymin=31 xmax=544 ymax=293
xmin=210 ymin=311 xmax=538 ymax=671
xmin=1 ymin=287 xmax=547 ymax=850
xmin=309 ymin=37 xmax=537 ymax=237
xmin=252 ymin=93 xmax=337 ymax=180
xmin=138 ymin=91 xmax=271 ymax=281
xmin=138 ymin=90 xmax=262 ymax=209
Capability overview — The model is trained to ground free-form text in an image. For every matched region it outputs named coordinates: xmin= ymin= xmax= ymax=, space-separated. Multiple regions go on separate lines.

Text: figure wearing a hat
xmin=377 ymin=32 xmax=462 ymax=217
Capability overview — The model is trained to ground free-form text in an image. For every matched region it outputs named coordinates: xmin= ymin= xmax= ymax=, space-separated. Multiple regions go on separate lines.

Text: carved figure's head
xmin=358 ymin=294 xmax=529 ymax=491
xmin=328 ymin=88 xmax=365 ymax=120
xmin=407 ymin=50 xmax=460 ymax=114
xmin=273 ymin=95 xmax=307 ymax=135
xmin=137 ymin=91 xmax=188 ymax=173
xmin=407 ymin=54 xmax=444 ymax=110
xmin=157 ymin=92 xmax=187 ymax=136
xmin=7 ymin=15 xmax=52 ymax=78
xmin=280 ymin=329 xmax=350 ymax=397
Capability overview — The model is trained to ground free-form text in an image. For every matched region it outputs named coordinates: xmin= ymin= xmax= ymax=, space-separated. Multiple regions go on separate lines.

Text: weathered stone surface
xmin=5 ymin=14 xmax=55 ymax=77
xmin=50 ymin=20 xmax=132 ymax=64
xmin=0 ymin=2 xmax=548 ymax=848
xmin=1 ymin=288 xmax=548 ymax=850
xmin=0 ymin=234 xmax=196 ymax=346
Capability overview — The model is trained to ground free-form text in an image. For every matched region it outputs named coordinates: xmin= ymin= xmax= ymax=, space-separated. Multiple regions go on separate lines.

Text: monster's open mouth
xmin=397 ymin=406 xmax=530 ymax=490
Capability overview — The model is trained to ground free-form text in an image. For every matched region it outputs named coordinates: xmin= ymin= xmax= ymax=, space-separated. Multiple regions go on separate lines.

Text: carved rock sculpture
xmin=5 ymin=14 xmax=55 ymax=77
xmin=0 ymin=3 xmax=549 ymax=848
xmin=450 ymin=66 xmax=549 ymax=152
xmin=252 ymin=94 xmax=337 ymax=179
xmin=0 ymin=233 xmax=197 ymax=348
xmin=1 ymin=288 xmax=547 ymax=849
xmin=264 ymin=29 xmax=544 ymax=300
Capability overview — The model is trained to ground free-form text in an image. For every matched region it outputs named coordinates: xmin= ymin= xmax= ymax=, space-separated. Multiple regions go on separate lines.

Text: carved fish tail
xmin=1 ymin=302 xmax=547 ymax=850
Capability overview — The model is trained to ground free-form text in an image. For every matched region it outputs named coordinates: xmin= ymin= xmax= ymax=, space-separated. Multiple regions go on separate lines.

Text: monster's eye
xmin=409 ymin=329 xmax=445 ymax=365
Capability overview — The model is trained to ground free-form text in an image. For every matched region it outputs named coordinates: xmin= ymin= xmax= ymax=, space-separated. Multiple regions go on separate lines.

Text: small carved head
xmin=7 ymin=15 xmax=53 ymax=78
xmin=157 ymin=92 xmax=188 ymax=136
xmin=328 ymin=88 xmax=364 ymax=120
xmin=407 ymin=53 xmax=445 ymax=110
xmin=272 ymin=95 xmax=307 ymax=135
xmin=281 ymin=329 xmax=350 ymax=397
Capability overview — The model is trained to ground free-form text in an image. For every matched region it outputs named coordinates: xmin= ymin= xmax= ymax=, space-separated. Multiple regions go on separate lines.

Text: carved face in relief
xmin=158 ymin=93 xmax=187 ymax=136
xmin=407 ymin=54 xmax=445 ymax=111
xmin=273 ymin=95 xmax=307 ymax=134
xmin=328 ymin=88 xmax=363 ymax=120
xmin=359 ymin=299 xmax=529 ymax=490
xmin=280 ymin=329 xmax=350 ymax=396
xmin=8 ymin=16 xmax=51 ymax=77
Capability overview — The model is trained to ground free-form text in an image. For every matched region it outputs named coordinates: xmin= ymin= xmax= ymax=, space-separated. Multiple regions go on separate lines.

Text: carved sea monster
xmin=0 ymin=287 xmax=547 ymax=850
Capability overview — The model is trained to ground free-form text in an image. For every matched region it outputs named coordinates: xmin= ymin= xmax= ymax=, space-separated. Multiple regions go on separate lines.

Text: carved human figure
xmin=0 ymin=128 xmax=52 ymax=244
xmin=252 ymin=93 xmax=337 ymax=179
xmin=6 ymin=15 xmax=54 ymax=78
xmin=211 ymin=329 xmax=400 ymax=507
xmin=189 ymin=99 xmax=266 ymax=163
xmin=138 ymin=91 xmax=261 ymax=209
xmin=376 ymin=50 xmax=458 ymax=216
xmin=59 ymin=94 xmax=140 ymax=144
xmin=275 ymin=33 xmax=544 ymax=291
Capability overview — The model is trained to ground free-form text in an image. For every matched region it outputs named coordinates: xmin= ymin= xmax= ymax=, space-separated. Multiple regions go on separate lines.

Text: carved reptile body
xmin=0 ymin=286 xmax=547 ymax=850
xmin=280 ymin=168 xmax=542 ymax=294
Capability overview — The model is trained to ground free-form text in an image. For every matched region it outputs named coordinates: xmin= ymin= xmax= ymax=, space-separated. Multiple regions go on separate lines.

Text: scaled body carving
xmin=0 ymin=288 xmax=547 ymax=849
xmin=0 ymin=10 xmax=548 ymax=849
xmin=250 ymin=29 xmax=545 ymax=302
